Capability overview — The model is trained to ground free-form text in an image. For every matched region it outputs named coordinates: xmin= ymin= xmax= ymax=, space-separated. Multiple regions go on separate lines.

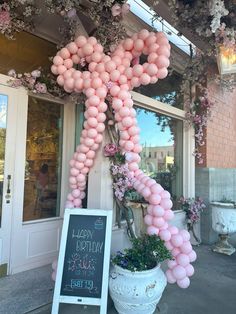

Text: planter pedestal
xmin=213 ymin=234 xmax=236 ymax=255
xmin=109 ymin=264 xmax=167 ymax=314
xmin=211 ymin=202 xmax=236 ymax=256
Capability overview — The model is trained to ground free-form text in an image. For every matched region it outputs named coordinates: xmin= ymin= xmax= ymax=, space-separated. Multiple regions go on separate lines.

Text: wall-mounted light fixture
xmin=217 ymin=46 xmax=236 ymax=75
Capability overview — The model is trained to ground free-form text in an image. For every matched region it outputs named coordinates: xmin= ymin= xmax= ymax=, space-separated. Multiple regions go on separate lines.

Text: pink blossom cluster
xmin=111 ymin=163 xmax=135 ymax=201
xmin=111 ymin=2 xmax=130 ymax=17
xmin=185 ymin=91 xmax=214 ymax=164
xmin=51 ymin=29 xmax=196 ymax=288
xmin=215 ymin=23 xmax=236 ymax=49
xmin=0 ymin=3 xmax=11 ymax=34
xmin=179 ymin=196 xmax=206 ymax=224
xmin=8 ymin=69 xmax=47 ymax=94
xmin=104 ymin=143 xmax=119 ymax=157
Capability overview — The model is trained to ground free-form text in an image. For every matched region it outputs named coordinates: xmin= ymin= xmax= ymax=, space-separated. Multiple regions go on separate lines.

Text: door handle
xmin=5 ymin=174 xmax=11 ymax=203
xmin=7 ymin=175 xmax=11 ymax=194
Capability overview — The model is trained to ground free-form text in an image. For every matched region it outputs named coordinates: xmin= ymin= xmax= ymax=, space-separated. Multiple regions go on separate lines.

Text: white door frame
xmin=0 ymin=84 xmax=20 ymax=270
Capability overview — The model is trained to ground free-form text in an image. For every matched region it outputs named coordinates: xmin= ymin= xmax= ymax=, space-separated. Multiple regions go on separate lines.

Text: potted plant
xmin=211 ymin=197 xmax=236 ymax=255
xmin=109 ymin=234 xmax=172 ymax=314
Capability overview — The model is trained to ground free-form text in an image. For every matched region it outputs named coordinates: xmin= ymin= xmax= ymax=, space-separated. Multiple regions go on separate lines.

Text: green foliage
xmin=112 ymin=234 xmax=172 ymax=272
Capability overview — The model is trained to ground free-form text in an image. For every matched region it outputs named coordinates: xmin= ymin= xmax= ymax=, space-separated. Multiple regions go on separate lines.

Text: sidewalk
xmin=1 ymin=244 xmax=236 ymax=314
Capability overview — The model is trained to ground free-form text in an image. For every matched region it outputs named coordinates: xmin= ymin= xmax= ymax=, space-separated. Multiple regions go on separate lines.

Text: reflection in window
xmin=0 ymin=94 xmax=7 ymax=227
xmin=136 ymin=107 xmax=183 ymax=208
xmin=23 ymin=97 xmax=63 ymax=221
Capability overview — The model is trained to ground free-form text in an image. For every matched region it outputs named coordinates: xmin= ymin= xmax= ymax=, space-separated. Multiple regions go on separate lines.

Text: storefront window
xmin=136 ymin=106 xmax=183 ymax=208
xmin=134 ymin=71 xmax=183 ymax=109
xmin=0 ymin=94 xmax=7 ymax=227
xmin=23 ymin=96 xmax=63 ymax=221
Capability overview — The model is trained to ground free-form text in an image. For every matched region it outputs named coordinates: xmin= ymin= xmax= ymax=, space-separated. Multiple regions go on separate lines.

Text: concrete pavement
xmin=1 ymin=244 xmax=236 ymax=314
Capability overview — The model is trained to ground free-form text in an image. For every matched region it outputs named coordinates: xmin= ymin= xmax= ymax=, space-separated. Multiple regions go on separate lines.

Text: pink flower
xmin=7 ymin=69 xmax=16 ymax=78
xmin=31 ymin=70 xmax=41 ymax=78
xmin=80 ymin=58 xmax=86 ymax=67
xmin=111 ymin=3 xmax=130 ymax=17
xmin=104 ymin=143 xmax=119 ymax=157
xmin=111 ymin=4 xmax=122 ymax=17
xmin=121 ymin=3 xmax=130 ymax=16
xmin=132 ymin=57 xmax=140 ymax=66
xmin=35 ymin=83 xmax=47 ymax=93
xmin=0 ymin=9 xmax=11 ymax=32
xmin=67 ymin=8 xmax=77 ymax=19
xmin=106 ymin=81 xmax=114 ymax=89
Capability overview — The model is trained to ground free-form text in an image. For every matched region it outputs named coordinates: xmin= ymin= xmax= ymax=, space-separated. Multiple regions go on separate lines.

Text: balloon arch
xmin=51 ymin=29 xmax=196 ymax=288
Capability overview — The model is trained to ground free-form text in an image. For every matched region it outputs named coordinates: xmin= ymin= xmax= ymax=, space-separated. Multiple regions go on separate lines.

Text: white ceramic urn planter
xmin=211 ymin=202 xmax=236 ymax=255
xmin=109 ymin=264 xmax=167 ymax=314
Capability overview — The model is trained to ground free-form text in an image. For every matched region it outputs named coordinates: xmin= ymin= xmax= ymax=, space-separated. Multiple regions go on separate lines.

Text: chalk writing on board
xmin=60 ymin=215 xmax=107 ymax=298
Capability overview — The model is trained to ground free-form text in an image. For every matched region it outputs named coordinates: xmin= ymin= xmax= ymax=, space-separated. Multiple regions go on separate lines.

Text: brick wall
xmin=205 ymin=81 xmax=236 ymax=168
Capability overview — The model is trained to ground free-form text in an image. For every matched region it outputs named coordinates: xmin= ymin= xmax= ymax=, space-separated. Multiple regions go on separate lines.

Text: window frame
xmin=131 ymin=90 xmax=195 ymax=199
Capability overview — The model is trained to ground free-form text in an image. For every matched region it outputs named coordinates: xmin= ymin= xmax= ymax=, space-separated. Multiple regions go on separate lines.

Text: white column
xmin=87 ymin=131 xmax=114 ymax=212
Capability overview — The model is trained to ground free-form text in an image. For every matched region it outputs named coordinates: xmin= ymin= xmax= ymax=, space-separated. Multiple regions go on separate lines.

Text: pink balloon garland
xmin=51 ymin=29 xmax=196 ymax=288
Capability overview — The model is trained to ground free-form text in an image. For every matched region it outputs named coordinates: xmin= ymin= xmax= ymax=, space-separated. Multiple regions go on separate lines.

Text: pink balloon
xmin=165 ymin=241 xmax=174 ymax=250
xmin=75 ymin=35 xmax=87 ymax=47
xmin=144 ymin=214 xmax=153 ymax=226
xmin=166 ymin=269 xmax=176 ymax=284
xmin=157 ymin=67 xmax=168 ymax=79
xmin=149 ymin=194 xmax=161 ymax=205
xmin=188 ymin=250 xmax=197 ymax=262
xmin=171 ymin=234 xmax=184 ymax=247
xmin=147 ymin=225 xmax=159 ymax=235
xmin=150 ymin=184 xmax=163 ymax=194
xmin=163 ymin=209 xmax=174 ymax=220
xmin=74 ymin=198 xmax=82 ymax=207
xmin=160 ymin=190 xmax=171 ymax=199
xmin=172 ymin=248 xmax=181 ymax=257
xmin=122 ymin=117 xmax=133 ymax=128
xmin=168 ymin=226 xmax=179 ymax=235
xmin=159 ymin=229 xmax=171 ymax=241
xmin=172 ymin=265 xmax=187 ymax=280
xmin=180 ymin=242 xmax=193 ymax=255
xmin=176 ymin=253 xmax=190 ymax=267
xmin=141 ymin=187 xmax=151 ymax=198
xmin=153 ymin=217 xmax=165 ymax=228
xmin=160 ymin=199 xmax=173 ymax=210
xmin=167 ymin=260 xmax=177 ymax=269
xmin=177 ymin=277 xmax=190 ymax=289
xmin=185 ymin=264 xmax=195 ymax=277
xmin=66 ymin=201 xmax=74 ymax=209
xmin=179 ymin=229 xmax=191 ymax=242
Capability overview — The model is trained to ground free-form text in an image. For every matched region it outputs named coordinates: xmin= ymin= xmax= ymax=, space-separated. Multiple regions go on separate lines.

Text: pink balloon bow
xmin=51 ymin=29 xmax=197 ymax=288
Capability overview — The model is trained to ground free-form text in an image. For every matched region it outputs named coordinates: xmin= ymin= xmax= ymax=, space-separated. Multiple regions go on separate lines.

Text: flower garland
xmin=7 ymin=68 xmax=70 ymax=98
xmin=185 ymin=89 xmax=214 ymax=164
xmin=168 ymin=0 xmax=236 ymax=52
xmin=50 ymin=29 xmax=197 ymax=289
xmin=0 ymin=1 xmax=40 ymax=39
xmin=179 ymin=196 xmax=206 ymax=244
xmin=1 ymin=0 xmax=129 ymax=50
xmin=104 ymin=143 xmax=134 ymax=202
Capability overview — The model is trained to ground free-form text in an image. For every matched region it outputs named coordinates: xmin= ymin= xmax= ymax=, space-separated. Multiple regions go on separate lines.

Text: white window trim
xmin=131 ymin=91 xmax=195 ymax=199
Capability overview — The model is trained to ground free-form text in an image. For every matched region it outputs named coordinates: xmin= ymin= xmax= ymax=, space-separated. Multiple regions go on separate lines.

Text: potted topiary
xmin=109 ymin=234 xmax=172 ymax=314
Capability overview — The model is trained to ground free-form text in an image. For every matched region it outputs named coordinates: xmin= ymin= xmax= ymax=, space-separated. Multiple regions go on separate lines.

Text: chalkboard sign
xmin=52 ymin=208 xmax=113 ymax=314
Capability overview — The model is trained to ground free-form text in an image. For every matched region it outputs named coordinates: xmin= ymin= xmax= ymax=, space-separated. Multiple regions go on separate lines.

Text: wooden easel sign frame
xmin=52 ymin=208 xmax=113 ymax=314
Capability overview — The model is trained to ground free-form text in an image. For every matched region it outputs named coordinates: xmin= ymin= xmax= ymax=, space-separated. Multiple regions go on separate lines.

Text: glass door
xmin=0 ymin=75 xmax=76 ymax=275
